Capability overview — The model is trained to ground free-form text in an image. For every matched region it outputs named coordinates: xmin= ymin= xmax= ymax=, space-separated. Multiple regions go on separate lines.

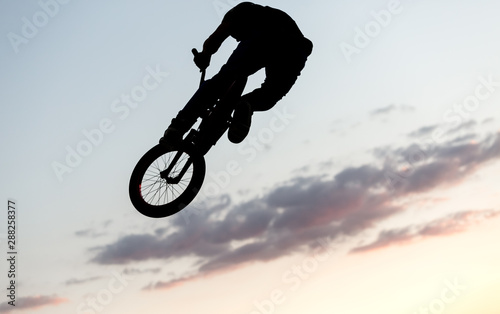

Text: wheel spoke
xmin=139 ymin=150 xmax=195 ymax=206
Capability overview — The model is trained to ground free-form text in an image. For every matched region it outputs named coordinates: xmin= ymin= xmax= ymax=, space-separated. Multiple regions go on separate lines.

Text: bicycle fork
xmin=160 ymin=151 xmax=193 ymax=184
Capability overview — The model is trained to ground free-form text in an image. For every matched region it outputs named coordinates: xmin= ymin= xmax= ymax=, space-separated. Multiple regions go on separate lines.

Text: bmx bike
xmin=129 ymin=49 xmax=247 ymax=218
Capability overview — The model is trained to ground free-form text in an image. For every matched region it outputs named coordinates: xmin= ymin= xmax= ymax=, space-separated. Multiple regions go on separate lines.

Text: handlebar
xmin=192 ymin=48 xmax=206 ymax=87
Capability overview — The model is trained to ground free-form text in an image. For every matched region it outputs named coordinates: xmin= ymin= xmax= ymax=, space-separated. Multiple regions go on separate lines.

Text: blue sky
xmin=1 ymin=1 xmax=500 ymax=313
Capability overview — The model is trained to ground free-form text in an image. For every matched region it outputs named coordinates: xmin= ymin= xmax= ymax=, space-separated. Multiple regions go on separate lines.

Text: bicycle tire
xmin=129 ymin=144 xmax=205 ymax=218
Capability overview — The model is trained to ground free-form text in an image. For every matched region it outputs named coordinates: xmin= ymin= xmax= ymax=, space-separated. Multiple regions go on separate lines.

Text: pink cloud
xmin=89 ymin=130 xmax=500 ymax=291
xmin=352 ymin=209 xmax=500 ymax=253
xmin=0 ymin=295 xmax=68 ymax=313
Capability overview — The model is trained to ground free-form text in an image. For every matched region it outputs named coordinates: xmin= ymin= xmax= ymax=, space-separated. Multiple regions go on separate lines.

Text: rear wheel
xmin=129 ymin=144 xmax=205 ymax=218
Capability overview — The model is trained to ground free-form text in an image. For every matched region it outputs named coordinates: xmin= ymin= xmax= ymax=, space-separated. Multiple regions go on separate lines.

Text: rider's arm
xmin=201 ymin=19 xmax=231 ymax=55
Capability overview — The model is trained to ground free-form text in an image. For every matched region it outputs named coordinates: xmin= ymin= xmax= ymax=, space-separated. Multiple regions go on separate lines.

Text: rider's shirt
xmin=221 ymin=2 xmax=305 ymax=42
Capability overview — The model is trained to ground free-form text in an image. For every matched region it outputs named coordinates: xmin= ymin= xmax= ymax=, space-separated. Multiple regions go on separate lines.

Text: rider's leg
xmin=160 ymin=112 xmax=197 ymax=146
xmin=227 ymin=97 xmax=253 ymax=144
xmin=239 ymin=69 xmax=298 ymax=113
xmin=163 ymin=40 xmax=266 ymax=144
xmin=240 ymin=38 xmax=312 ymax=112
xmin=184 ymin=39 xmax=266 ymax=115
xmin=226 ymin=40 xmax=311 ymax=143
xmin=225 ymin=46 xmax=307 ymax=144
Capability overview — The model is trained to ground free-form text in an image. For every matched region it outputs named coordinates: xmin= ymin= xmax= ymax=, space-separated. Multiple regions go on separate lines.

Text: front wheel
xmin=129 ymin=144 xmax=205 ymax=218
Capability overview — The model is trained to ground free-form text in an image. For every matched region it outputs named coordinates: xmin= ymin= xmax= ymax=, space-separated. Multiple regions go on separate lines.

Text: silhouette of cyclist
xmin=162 ymin=2 xmax=313 ymax=145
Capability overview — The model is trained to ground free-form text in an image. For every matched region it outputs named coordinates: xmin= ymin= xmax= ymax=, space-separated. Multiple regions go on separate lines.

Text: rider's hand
xmin=192 ymin=49 xmax=211 ymax=71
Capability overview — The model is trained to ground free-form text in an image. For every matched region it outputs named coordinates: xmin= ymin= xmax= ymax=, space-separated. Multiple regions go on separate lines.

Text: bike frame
xmin=159 ymin=70 xmax=247 ymax=183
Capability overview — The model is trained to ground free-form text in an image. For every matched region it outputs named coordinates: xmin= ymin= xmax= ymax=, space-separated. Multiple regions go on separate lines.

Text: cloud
xmin=371 ymin=104 xmax=396 ymax=116
xmin=123 ymin=267 xmax=161 ymax=275
xmin=154 ymin=227 xmax=168 ymax=236
xmin=408 ymin=125 xmax=439 ymax=138
xmin=75 ymin=228 xmax=106 ymax=238
xmin=385 ymin=132 xmax=500 ymax=194
xmin=444 ymin=120 xmax=477 ymax=135
xmin=65 ymin=276 xmax=103 ymax=286
xmin=482 ymin=117 xmax=495 ymax=124
xmin=370 ymin=104 xmax=414 ymax=116
xmin=448 ymin=133 xmax=477 ymax=145
xmin=143 ymin=276 xmax=193 ymax=291
xmin=352 ymin=209 xmax=500 ymax=253
xmin=408 ymin=121 xmax=479 ymax=139
xmin=75 ymin=220 xmax=113 ymax=238
xmin=0 ymin=295 xmax=67 ymax=313
xmin=90 ymin=132 xmax=500 ymax=290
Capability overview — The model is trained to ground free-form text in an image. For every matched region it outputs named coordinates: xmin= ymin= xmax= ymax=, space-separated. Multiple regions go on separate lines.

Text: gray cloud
xmin=65 ymin=276 xmax=102 ymax=286
xmin=75 ymin=228 xmax=106 ymax=238
xmin=352 ymin=209 xmax=500 ymax=253
xmin=123 ymin=267 xmax=161 ymax=275
xmin=370 ymin=104 xmax=414 ymax=116
xmin=448 ymin=133 xmax=477 ymax=145
xmin=407 ymin=125 xmax=439 ymax=138
xmin=445 ymin=120 xmax=477 ymax=135
xmin=384 ymin=132 xmax=500 ymax=194
xmin=75 ymin=220 xmax=113 ymax=238
xmin=371 ymin=104 xmax=396 ymax=116
xmin=90 ymin=132 xmax=500 ymax=290
xmin=142 ymin=276 xmax=191 ymax=291
xmin=482 ymin=117 xmax=495 ymax=124
xmin=407 ymin=119 xmax=485 ymax=149
xmin=0 ymin=295 xmax=67 ymax=313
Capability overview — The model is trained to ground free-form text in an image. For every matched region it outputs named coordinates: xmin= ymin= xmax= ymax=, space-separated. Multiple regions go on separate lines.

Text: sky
xmin=1 ymin=0 xmax=500 ymax=313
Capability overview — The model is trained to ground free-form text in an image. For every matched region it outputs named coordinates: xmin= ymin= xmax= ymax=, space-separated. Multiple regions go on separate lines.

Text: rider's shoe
xmin=228 ymin=100 xmax=253 ymax=144
xmin=159 ymin=117 xmax=193 ymax=146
